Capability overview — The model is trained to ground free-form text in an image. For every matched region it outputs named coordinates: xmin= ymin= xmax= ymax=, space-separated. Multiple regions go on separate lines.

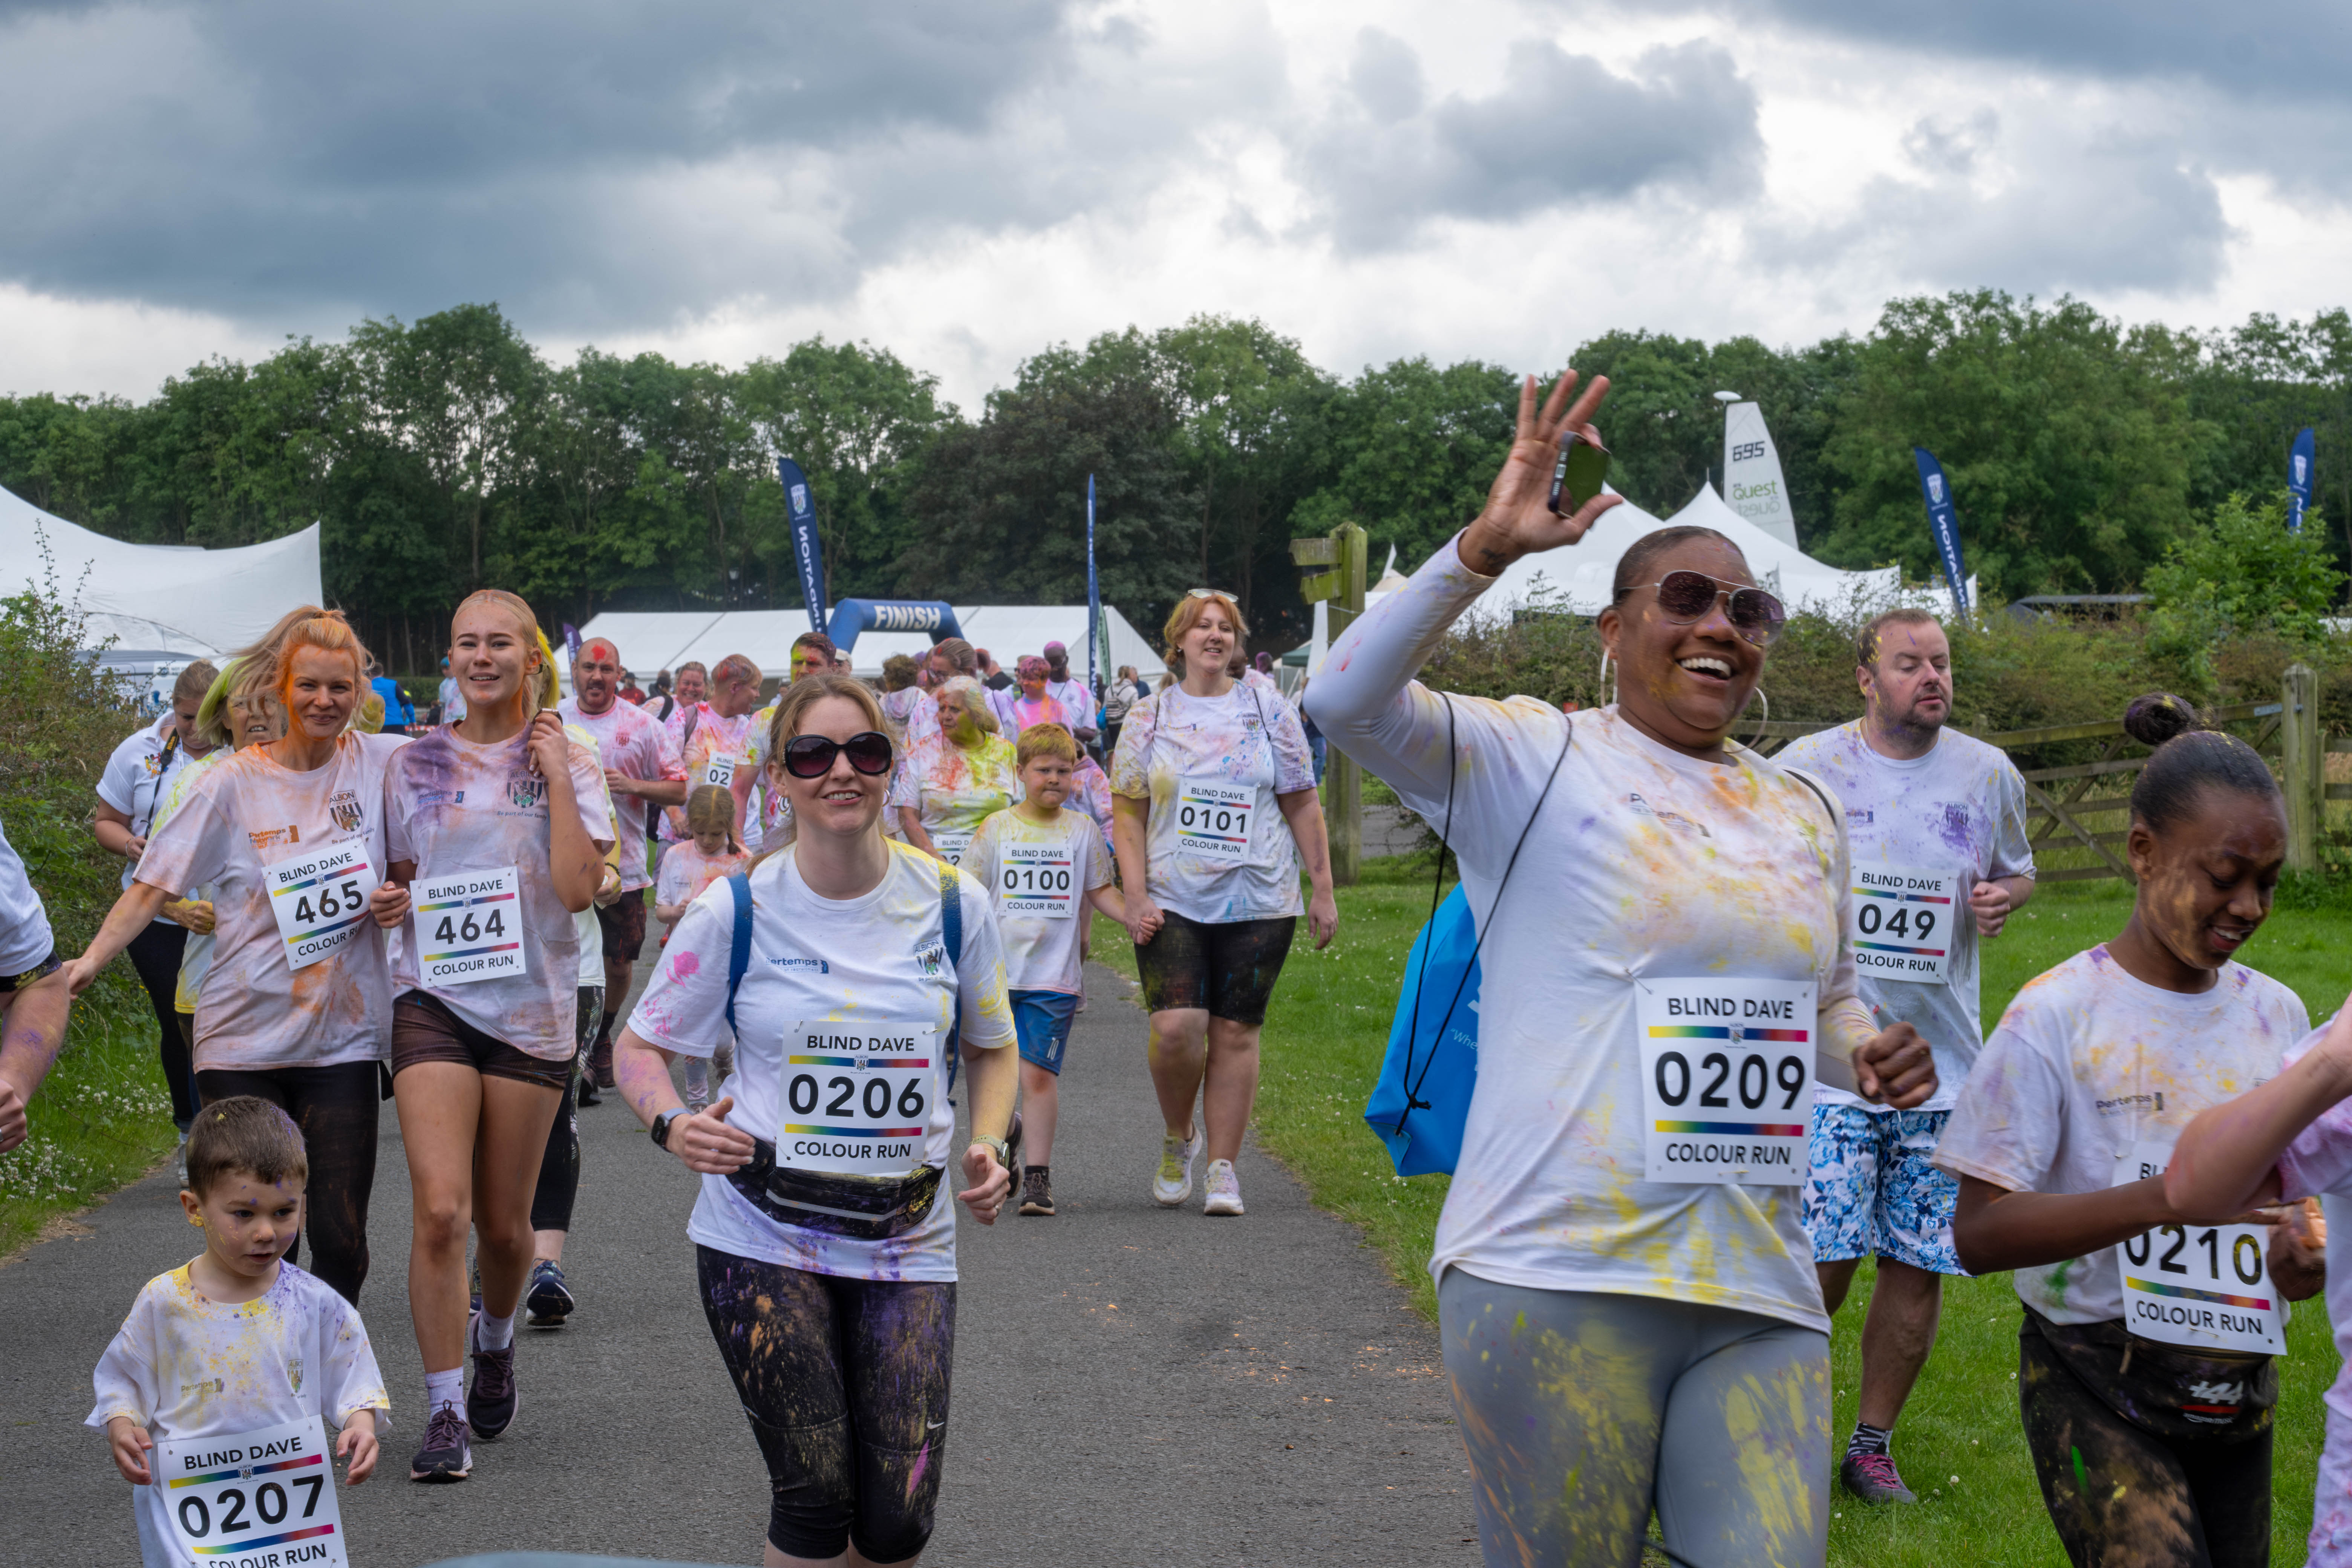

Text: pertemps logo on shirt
xmin=767 ymin=956 xmax=830 ymax=974
xmin=248 ymin=825 xmax=299 ymax=851
xmin=2096 ymin=1090 xmax=2164 ymax=1117
xmin=1625 ymin=792 xmax=1710 ymax=839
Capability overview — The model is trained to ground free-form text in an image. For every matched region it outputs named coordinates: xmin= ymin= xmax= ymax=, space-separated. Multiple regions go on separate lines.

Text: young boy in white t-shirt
xmin=90 ymin=1096 xmax=389 ymax=1567
xmin=964 ymin=723 xmax=1123 ymax=1216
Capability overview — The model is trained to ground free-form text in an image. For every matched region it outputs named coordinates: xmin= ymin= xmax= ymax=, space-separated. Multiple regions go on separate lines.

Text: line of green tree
xmin=1 ymin=290 xmax=2343 ymax=670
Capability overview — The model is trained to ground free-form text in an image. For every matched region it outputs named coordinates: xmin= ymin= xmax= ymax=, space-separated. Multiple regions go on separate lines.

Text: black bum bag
xmin=728 ymin=1138 xmax=944 ymax=1241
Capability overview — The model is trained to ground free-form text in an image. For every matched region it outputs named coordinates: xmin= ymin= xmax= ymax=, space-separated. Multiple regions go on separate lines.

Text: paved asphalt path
xmin=2 ymin=956 xmax=1474 ymax=1567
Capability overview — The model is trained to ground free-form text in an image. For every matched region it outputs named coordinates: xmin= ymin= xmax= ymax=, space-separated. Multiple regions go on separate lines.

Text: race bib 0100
xmin=157 ymin=1414 xmax=348 ymax=1567
xmin=2113 ymin=1140 xmax=2286 ymax=1356
xmin=412 ymin=865 xmax=527 ymax=987
xmin=775 ymin=1023 xmax=941 ymax=1176
xmin=1636 ymin=977 xmax=1816 ymax=1185
xmin=1174 ymin=780 xmax=1255 ymax=861
xmin=265 ymin=844 xmax=380 ymax=972
xmin=1848 ymin=866 xmax=1961 ymax=985
xmin=999 ymin=840 xmax=1077 ymax=919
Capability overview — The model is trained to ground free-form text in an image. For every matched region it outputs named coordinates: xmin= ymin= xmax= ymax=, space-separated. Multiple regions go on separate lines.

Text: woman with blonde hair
xmin=67 ymin=608 xmax=412 ymax=1305
xmin=381 ymin=589 xmax=612 ymax=1484
xmin=1110 ymin=591 xmax=1336 ymax=1217
xmin=893 ymin=675 xmax=1021 ymax=868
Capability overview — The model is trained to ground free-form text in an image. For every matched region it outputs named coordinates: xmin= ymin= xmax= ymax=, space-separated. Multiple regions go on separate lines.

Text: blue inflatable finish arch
xmin=825 ymin=599 xmax=964 ymax=654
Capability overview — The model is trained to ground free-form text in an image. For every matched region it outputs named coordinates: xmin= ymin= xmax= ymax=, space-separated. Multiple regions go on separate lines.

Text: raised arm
xmin=2165 ymin=1010 xmax=2352 ymax=1221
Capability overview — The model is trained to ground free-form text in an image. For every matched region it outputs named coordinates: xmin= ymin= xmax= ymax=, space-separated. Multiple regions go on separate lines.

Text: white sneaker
xmin=1203 ymin=1159 xmax=1244 ymax=1216
xmin=1153 ymin=1127 xmax=1200 ymax=1207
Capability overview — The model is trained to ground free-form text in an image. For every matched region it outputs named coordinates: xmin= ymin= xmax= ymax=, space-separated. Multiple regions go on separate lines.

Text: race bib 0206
xmin=999 ymin=840 xmax=1077 ymax=919
xmin=2113 ymin=1140 xmax=2287 ymax=1356
xmin=1636 ymin=977 xmax=1816 ymax=1185
xmin=775 ymin=1024 xmax=941 ymax=1176
xmin=265 ymin=844 xmax=380 ymax=972
xmin=157 ymin=1414 xmax=348 ymax=1566
xmin=1848 ymin=867 xmax=1961 ymax=985
xmin=412 ymin=865 xmax=527 ymax=987
xmin=1174 ymin=780 xmax=1255 ymax=861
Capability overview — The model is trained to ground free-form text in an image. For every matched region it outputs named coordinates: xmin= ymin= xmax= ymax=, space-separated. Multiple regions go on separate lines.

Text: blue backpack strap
xmin=723 ymin=871 xmax=753 ymax=1037
xmin=939 ymin=861 xmax=966 ymax=1088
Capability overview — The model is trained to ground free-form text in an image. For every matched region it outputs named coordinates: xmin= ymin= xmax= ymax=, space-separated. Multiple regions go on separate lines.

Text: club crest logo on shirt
xmin=329 ymin=790 xmax=365 ymax=833
xmin=915 ymin=942 xmax=946 ymax=977
xmin=507 ymin=775 xmax=547 ymax=810
xmin=1624 ymin=792 xmax=1709 ymax=839
xmin=142 ymin=750 xmax=167 ymax=777
xmin=286 ymin=1358 xmax=304 ymax=1395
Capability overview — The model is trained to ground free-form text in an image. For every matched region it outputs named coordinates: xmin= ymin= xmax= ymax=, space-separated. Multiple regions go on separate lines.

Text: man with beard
xmin=1776 ymin=607 xmax=2036 ymax=1507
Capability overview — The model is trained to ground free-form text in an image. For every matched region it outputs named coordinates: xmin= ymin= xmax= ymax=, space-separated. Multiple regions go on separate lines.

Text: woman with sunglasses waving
xmin=1305 ymin=370 xmax=1934 ymax=1568
xmin=1111 ymin=589 xmax=1337 ymax=1218
xmin=612 ymin=672 xmax=1018 ymax=1568
xmin=893 ymin=674 xmax=1021 ymax=868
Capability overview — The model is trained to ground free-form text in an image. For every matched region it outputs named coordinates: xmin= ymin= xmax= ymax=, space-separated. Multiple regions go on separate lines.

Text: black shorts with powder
xmin=1133 ymin=910 xmax=1296 ymax=1025
xmin=390 ymin=992 xmax=572 ymax=1093
xmin=596 ymin=891 xmax=648 ymax=962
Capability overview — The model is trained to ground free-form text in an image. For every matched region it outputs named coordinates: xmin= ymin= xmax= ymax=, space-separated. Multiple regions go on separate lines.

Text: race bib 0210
xmin=412 ymin=865 xmax=527 ymax=987
xmin=775 ymin=1023 xmax=941 ymax=1176
xmin=1174 ymin=780 xmax=1255 ymax=861
xmin=2113 ymin=1140 xmax=2287 ymax=1356
xmin=265 ymin=844 xmax=380 ymax=972
xmin=1636 ymin=977 xmax=1816 ymax=1185
xmin=157 ymin=1414 xmax=348 ymax=1566
xmin=1848 ymin=867 xmax=1961 ymax=985
xmin=998 ymin=840 xmax=1077 ymax=919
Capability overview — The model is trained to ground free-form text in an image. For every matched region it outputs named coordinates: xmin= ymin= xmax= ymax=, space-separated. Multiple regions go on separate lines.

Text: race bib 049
xmin=999 ymin=840 xmax=1077 ymax=919
xmin=412 ymin=865 xmax=527 ymax=987
xmin=1848 ymin=866 xmax=1961 ymax=985
xmin=265 ymin=845 xmax=379 ymax=972
xmin=1636 ymin=977 xmax=1816 ymax=1185
xmin=775 ymin=1023 xmax=941 ymax=1176
xmin=157 ymin=1414 xmax=348 ymax=1566
xmin=1174 ymin=780 xmax=1255 ymax=861
xmin=2113 ymin=1140 xmax=2287 ymax=1356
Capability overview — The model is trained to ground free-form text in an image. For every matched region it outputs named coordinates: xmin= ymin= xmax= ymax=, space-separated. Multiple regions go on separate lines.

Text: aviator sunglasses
xmin=1622 ymin=569 xmax=1787 ymax=647
xmin=781 ymin=730 xmax=895 ymax=779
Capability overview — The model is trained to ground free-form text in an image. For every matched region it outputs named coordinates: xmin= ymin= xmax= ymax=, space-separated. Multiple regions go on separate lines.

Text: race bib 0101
xmin=1636 ymin=977 xmax=1816 ymax=1185
xmin=157 ymin=1414 xmax=348 ymax=1567
xmin=1848 ymin=866 xmax=1961 ymax=985
xmin=412 ymin=865 xmax=527 ymax=987
xmin=930 ymin=829 xmax=974 ymax=867
xmin=2113 ymin=1140 xmax=2287 ymax=1356
xmin=775 ymin=1023 xmax=941 ymax=1176
xmin=999 ymin=840 xmax=1077 ymax=919
xmin=1174 ymin=780 xmax=1255 ymax=861
xmin=265 ymin=844 xmax=380 ymax=972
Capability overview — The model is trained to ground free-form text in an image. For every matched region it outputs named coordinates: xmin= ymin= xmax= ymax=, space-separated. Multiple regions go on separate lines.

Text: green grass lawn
xmin=0 ymin=980 xmax=179 ymax=1257
xmin=1094 ymin=867 xmax=2352 ymax=1565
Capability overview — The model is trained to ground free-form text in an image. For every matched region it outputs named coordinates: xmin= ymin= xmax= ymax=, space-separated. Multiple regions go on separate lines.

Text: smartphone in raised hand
xmin=1548 ymin=430 xmax=1611 ymax=516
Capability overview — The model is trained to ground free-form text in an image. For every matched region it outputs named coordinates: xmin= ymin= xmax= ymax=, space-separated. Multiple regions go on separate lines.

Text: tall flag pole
xmin=1086 ymin=473 xmax=1103 ymax=701
xmin=2289 ymin=427 xmax=2316 ymax=534
xmin=1911 ymin=447 xmax=1970 ymax=616
xmin=779 ymin=457 xmax=827 ymax=630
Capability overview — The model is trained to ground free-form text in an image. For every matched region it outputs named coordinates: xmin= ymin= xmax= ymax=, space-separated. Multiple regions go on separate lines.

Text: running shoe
xmin=1840 ymin=1452 xmax=1917 ymax=1505
xmin=1203 ymin=1158 xmax=1245 ymax=1216
xmin=409 ymin=1403 xmax=472 ymax=1483
xmin=590 ymin=1039 xmax=617 ymax=1091
xmin=466 ymin=1313 xmax=520 ymax=1440
xmin=1019 ymin=1168 xmax=1055 ymax=1216
xmin=525 ymin=1260 xmax=574 ymax=1327
xmin=1153 ymin=1126 xmax=1200 ymax=1207
xmin=576 ymin=1075 xmax=602 ymax=1108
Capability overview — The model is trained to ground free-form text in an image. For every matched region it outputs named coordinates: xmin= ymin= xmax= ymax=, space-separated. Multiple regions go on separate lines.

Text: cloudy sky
xmin=0 ymin=0 xmax=2340 ymax=409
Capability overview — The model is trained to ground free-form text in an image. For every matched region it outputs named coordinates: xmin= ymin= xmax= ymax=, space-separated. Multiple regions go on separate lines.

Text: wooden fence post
xmin=2283 ymin=662 xmax=2321 ymax=875
xmin=1292 ymin=523 xmax=1367 ymax=887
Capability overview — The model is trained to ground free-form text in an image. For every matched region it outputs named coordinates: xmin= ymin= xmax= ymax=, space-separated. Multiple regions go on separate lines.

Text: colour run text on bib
xmin=156 ymin=1413 xmax=348 ymax=1567
xmin=2112 ymin=1139 xmax=2286 ymax=1356
xmin=1636 ymin=977 xmax=1815 ymax=1185
xmin=775 ymin=1023 xmax=941 ymax=1175
xmin=1174 ymin=780 xmax=1254 ymax=861
xmin=999 ymin=841 xmax=1076 ymax=918
xmin=265 ymin=845 xmax=379 ymax=973
xmin=1847 ymin=867 xmax=1960 ymax=985
xmin=930 ymin=830 xmax=973 ymax=867
xmin=702 ymin=754 xmax=737 ymax=790
xmin=412 ymin=865 xmax=527 ymax=987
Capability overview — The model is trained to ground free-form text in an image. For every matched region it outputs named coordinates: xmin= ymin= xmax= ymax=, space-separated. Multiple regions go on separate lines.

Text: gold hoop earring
xmin=1745 ymin=686 xmax=1770 ymax=746
xmin=1598 ymin=650 xmax=1618 ymax=707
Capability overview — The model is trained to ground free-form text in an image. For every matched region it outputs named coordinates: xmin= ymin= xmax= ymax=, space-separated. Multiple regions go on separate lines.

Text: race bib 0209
xmin=265 ymin=844 xmax=380 ymax=972
xmin=157 ymin=1414 xmax=348 ymax=1567
xmin=1636 ymin=977 xmax=1816 ymax=1185
xmin=999 ymin=840 xmax=1077 ymax=919
xmin=775 ymin=1023 xmax=941 ymax=1176
xmin=2113 ymin=1140 xmax=2287 ymax=1356
xmin=1848 ymin=867 xmax=1961 ymax=985
xmin=412 ymin=865 xmax=527 ymax=987
xmin=1174 ymin=780 xmax=1255 ymax=861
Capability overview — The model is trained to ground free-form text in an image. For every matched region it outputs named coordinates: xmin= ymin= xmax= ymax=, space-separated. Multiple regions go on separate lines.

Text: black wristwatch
xmin=651 ymin=1108 xmax=691 ymax=1149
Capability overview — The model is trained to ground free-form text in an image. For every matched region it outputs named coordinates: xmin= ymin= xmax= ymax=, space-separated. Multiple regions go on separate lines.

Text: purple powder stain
xmin=906 ymin=1438 xmax=932 ymax=1499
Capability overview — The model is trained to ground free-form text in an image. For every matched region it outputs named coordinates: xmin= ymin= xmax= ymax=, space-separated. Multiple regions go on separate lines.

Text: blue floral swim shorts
xmin=1802 ymin=1103 xmax=1965 ymax=1275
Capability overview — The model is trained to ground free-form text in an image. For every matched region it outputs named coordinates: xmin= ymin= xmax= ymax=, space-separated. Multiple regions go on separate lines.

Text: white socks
xmin=475 ymin=1309 xmax=516 ymax=1352
xmin=424 ymin=1367 xmax=462 ymax=1412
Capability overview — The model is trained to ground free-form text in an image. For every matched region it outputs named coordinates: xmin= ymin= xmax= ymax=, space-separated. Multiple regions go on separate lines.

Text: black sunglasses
xmin=1621 ymin=570 xmax=1786 ymax=647
xmin=781 ymin=730 xmax=895 ymax=779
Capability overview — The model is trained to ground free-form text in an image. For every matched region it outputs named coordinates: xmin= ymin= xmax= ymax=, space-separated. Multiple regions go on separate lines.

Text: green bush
xmin=2146 ymin=492 xmax=2346 ymax=685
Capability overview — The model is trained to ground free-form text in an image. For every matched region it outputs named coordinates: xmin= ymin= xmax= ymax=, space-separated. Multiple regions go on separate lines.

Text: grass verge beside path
xmin=1098 ymin=865 xmax=2347 ymax=1566
xmin=0 ymin=984 xmax=179 ymax=1259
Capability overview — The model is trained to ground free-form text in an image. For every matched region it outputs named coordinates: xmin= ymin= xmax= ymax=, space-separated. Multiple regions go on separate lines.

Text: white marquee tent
xmin=576 ymin=604 xmax=1166 ymax=688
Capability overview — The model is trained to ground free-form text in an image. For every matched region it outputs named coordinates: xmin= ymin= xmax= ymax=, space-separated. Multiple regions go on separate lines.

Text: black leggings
xmin=697 ymin=1246 xmax=956 ymax=1563
xmin=127 ymin=921 xmax=194 ymax=1130
xmin=530 ymin=987 xmax=600 ymax=1234
xmin=193 ymin=1062 xmax=382 ymax=1305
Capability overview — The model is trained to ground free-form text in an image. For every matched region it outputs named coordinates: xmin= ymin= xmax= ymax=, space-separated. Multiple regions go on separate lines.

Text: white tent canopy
xmin=577 ymin=604 xmax=1166 ymax=686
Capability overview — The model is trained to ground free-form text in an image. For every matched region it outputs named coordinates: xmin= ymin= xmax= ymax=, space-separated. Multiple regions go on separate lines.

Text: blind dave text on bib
xmin=157 ymin=1414 xmax=349 ymax=1567
xmin=1847 ymin=866 xmax=1959 ymax=985
xmin=265 ymin=845 xmax=379 ymax=972
xmin=776 ymin=1023 xmax=942 ymax=1175
xmin=412 ymin=865 xmax=527 ymax=986
xmin=1636 ymin=977 xmax=1816 ymax=1185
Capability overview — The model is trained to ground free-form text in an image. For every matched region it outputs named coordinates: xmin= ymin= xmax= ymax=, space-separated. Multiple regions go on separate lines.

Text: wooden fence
xmin=1745 ymin=663 xmax=2333 ymax=883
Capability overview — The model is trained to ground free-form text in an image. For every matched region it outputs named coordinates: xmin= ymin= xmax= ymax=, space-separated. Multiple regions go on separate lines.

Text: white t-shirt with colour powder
xmin=1305 ymin=536 xmax=1878 ymax=1333
xmin=98 ymin=715 xmax=208 ymax=908
xmin=625 ymin=839 xmax=1015 ymax=1283
xmin=0 ymin=811 xmax=56 ymax=974
xmin=556 ymin=695 xmax=683 ymax=890
xmin=1775 ymin=720 xmax=2035 ymax=1112
xmin=1934 ymin=944 xmax=2308 ymax=1324
xmin=2274 ymin=1023 xmax=2352 ymax=1565
xmin=1109 ymin=680 xmax=1315 ymax=926
xmin=963 ymin=806 xmax=1113 ymax=994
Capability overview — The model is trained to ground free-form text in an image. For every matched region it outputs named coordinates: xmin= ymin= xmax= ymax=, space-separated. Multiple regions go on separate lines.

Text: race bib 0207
xmin=1848 ymin=866 xmax=1961 ymax=985
xmin=1636 ymin=977 xmax=1816 ymax=1185
xmin=412 ymin=865 xmax=527 ymax=987
xmin=2113 ymin=1140 xmax=2287 ymax=1356
xmin=999 ymin=840 xmax=1077 ymax=919
xmin=265 ymin=844 xmax=380 ymax=972
xmin=775 ymin=1023 xmax=941 ymax=1176
xmin=1174 ymin=780 xmax=1255 ymax=861
xmin=157 ymin=1414 xmax=348 ymax=1567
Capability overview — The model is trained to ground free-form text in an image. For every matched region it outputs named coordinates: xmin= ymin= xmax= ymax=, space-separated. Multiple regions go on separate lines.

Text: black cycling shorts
xmin=1133 ymin=910 xmax=1296 ymax=1026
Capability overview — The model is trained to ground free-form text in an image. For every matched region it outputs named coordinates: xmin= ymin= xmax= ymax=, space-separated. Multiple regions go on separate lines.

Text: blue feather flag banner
xmin=1912 ymin=447 xmax=1970 ymax=615
xmin=779 ymin=456 xmax=827 ymax=628
xmin=2290 ymin=427 xmax=2316 ymax=534
xmin=1086 ymin=473 xmax=1104 ymax=697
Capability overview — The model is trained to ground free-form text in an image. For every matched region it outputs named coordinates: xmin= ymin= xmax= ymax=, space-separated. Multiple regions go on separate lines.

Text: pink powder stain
xmin=906 ymin=1437 xmax=932 ymax=1499
xmin=669 ymin=950 xmax=702 ymax=981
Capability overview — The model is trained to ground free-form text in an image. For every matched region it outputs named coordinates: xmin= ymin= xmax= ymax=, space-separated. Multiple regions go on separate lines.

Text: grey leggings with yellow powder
xmin=1439 ymin=1269 xmax=1831 ymax=1568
